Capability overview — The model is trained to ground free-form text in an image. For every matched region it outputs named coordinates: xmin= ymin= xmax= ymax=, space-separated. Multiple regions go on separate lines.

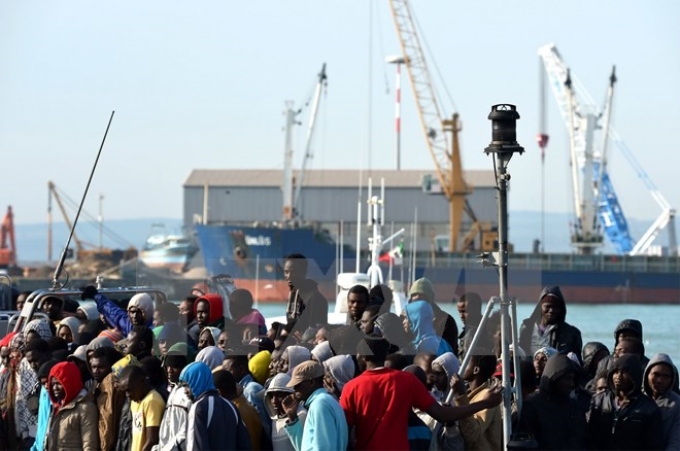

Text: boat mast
xmin=281 ymin=101 xmax=297 ymax=223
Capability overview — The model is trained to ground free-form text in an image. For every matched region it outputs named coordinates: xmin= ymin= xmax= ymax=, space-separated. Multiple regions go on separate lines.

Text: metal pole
xmin=52 ymin=111 xmax=115 ymax=287
xmin=98 ymin=193 xmax=104 ymax=249
xmin=395 ymin=62 xmax=402 ymax=170
xmin=494 ymin=152 xmax=513 ymax=446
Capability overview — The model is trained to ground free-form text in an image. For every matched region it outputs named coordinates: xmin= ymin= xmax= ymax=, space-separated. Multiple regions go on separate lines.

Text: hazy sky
xmin=1 ymin=1 xmax=678 ymax=241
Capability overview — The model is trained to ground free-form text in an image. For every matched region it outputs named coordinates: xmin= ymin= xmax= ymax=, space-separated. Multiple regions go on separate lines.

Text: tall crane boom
xmin=389 ymin=0 xmax=470 ymax=252
xmin=539 ymin=43 xmax=676 ymax=256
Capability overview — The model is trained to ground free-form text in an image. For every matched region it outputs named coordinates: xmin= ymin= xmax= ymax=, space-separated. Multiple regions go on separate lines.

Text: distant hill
xmin=15 ymin=218 xmax=183 ymax=265
xmin=13 ymin=212 xmax=675 ymax=264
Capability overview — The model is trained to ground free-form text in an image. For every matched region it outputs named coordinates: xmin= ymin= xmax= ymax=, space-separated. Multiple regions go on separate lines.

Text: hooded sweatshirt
xmin=582 ymin=341 xmax=609 ymax=380
xmin=194 ymin=294 xmax=224 ymax=326
xmin=285 ymin=346 xmax=312 ymax=376
xmin=194 ymin=346 xmax=224 ymax=371
xmin=24 ymin=319 xmax=53 ymax=341
xmin=405 ymin=300 xmax=452 ymax=357
xmin=409 ymin=278 xmax=460 ymax=355
xmin=77 ymin=303 xmax=100 ymax=321
xmin=264 ymin=373 xmax=307 ymax=451
xmin=45 ymin=362 xmax=99 ymax=451
xmin=156 ymin=372 xmax=193 ymax=451
xmin=375 ymin=312 xmax=417 ymax=354
xmin=94 ymin=292 xmax=154 ymax=336
xmin=518 ymin=286 xmax=582 ymax=358
xmin=518 ymin=354 xmax=586 ymax=450
xmin=643 ymin=353 xmax=680 ymax=451
xmin=180 ymin=362 xmax=251 ymax=451
xmin=323 ymin=355 xmax=356 ymax=393
xmin=587 ymin=354 xmax=663 ymax=450
xmin=58 ymin=317 xmax=81 ymax=345
xmin=310 ymin=341 xmax=334 ymax=364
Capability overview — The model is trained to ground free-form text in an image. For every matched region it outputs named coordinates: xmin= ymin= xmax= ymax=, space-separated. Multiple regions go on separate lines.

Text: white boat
xmin=139 ymin=224 xmax=197 ymax=273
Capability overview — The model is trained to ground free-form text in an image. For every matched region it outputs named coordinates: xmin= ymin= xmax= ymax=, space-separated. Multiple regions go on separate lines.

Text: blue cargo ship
xmin=194 ymin=224 xmax=680 ymax=304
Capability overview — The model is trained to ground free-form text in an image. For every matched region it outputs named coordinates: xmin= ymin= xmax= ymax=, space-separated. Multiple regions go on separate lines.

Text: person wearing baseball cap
xmin=282 ymin=361 xmax=347 ymax=451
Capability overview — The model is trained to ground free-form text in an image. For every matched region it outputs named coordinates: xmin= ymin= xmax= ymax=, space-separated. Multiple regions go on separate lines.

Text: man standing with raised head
xmin=284 ymin=253 xmax=328 ymax=335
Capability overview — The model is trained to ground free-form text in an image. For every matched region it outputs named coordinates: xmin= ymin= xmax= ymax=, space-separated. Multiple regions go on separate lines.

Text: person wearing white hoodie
xmin=264 ymin=373 xmax=307 ymax=451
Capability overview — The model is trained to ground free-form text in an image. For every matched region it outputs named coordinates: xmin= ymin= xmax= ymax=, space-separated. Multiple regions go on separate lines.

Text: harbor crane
xmin=281 ymin=63 xmax=327 ymax=224
xmin=0 ymin=206 xmax=17 ymax=268
xmin=538 ymin=43 xmax=677 ymax=256
xmin=388 ymin=0 xmax=472 ymax=252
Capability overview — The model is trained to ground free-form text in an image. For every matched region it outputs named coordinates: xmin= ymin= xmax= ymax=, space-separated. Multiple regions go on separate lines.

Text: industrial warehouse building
xmin=183 ymin=169 xmax=498 ymax=251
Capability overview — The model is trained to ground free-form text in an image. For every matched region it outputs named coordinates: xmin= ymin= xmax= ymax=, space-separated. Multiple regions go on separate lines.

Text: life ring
xmin=234 ymin=246 xmax=247 ymax=260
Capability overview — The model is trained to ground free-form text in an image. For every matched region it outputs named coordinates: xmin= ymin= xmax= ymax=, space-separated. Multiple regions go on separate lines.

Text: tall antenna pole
xmin=537 ymin=58 xmax=549 ymax=253
xmin=395 ymin=62 xmax=402 ymax=170
xmin=52 ymin=111 xmax=115 ymax=287
xmin=98 ymin=193 xmax=104 ymax=249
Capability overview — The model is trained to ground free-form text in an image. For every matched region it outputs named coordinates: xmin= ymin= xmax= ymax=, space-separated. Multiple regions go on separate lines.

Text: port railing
xmin=417 ymin=252 xmax=680 ymax=274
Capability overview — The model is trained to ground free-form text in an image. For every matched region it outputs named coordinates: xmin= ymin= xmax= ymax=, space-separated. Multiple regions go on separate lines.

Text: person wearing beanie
xmin=82 ymin=285 xmax=154 ymax=336
xmin=409 ymin=278 xmax=459 ymax=355
xmin=157 ymin=322 xmax=185 ymax=356
xmin=45 ymin=361 xmax=99 ymax=451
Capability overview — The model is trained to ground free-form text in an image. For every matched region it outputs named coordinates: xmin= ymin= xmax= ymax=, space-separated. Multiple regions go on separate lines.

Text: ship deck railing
xmin=416 ymin=252 xmax=680 ymax=274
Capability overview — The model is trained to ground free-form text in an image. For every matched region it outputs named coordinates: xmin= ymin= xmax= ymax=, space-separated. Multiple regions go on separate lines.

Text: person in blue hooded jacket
xmin=82 ymin=285 xmax=154 ymax=336
xmin=180 ymin=362 xmax=251 ymax=451
xmin=404 ymin=300 xmax=453 ymax=357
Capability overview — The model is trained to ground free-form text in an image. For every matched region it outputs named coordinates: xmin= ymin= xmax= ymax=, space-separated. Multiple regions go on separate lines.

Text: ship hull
xmin=194 ymin=225 xmax=680 ymax=305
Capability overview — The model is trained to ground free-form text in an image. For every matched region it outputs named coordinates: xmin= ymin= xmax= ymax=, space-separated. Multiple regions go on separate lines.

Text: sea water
xmin=255 ymin=302 xmax=680 ymax=364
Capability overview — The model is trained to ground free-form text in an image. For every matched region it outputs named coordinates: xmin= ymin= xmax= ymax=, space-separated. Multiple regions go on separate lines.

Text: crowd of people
xmin=0 ymin=253 xmax=678 ymax=451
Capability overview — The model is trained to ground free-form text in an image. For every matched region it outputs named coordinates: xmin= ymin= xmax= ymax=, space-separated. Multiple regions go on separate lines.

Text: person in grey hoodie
xmin=643 ymin=353 xmax=680 ymax=451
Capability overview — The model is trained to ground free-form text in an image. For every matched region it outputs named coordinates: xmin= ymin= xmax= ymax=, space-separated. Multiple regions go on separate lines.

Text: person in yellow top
xmin=451 ymin=354 xmax=502 ymax=451
xmin=117 ymin=365 xmax=166 ymax=451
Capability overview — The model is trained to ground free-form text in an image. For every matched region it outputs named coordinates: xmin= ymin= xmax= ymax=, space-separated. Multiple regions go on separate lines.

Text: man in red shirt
xmin=341 ymin=337 xmax=502 ymax=451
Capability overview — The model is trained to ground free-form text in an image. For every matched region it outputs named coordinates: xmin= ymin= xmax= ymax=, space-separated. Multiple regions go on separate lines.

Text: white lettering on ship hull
xmin=245 ymin=235 xmax=272 ymax=246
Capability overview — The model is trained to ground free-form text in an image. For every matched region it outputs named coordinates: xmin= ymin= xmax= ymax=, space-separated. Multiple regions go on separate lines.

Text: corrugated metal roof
xmin=184 ymin=169 xmax=495 ymax=188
